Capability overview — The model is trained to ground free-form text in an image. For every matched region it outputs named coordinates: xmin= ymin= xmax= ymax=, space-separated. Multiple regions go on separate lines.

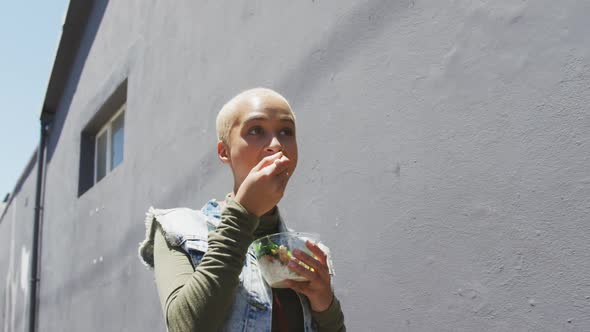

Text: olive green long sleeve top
xmin=153 ymin=197 xmax=346 ymax=331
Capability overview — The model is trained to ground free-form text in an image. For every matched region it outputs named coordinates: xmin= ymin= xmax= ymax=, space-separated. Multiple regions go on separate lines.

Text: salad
xmin=251 ymin=232 xmax=319 ymax=288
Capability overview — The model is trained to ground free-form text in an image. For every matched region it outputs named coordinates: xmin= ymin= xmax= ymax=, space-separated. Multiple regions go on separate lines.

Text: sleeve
xmin=153 ymin=198 xmax=259 ymax=332
xmin=311 ymin=295 xmax=346 ymax=332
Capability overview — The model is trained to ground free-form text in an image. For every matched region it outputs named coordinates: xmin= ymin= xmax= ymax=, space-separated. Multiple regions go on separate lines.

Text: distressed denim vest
xmin=139 ymin=199 xmax=317 ymax=332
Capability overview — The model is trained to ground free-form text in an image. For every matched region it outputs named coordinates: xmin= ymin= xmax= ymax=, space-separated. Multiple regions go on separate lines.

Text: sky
xmin=0 ymin=1 xmax=69 ymax=200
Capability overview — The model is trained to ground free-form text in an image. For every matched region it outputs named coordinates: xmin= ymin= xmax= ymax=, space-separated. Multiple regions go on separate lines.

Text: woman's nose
xmin=265 ymin=136 xmax=283 ymax=153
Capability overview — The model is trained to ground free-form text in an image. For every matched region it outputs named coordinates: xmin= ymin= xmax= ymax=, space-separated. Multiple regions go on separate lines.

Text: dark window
xmin=94 ymin=105 xmax=125 ymax=183
xmin=78 ymin=80 xmax=127 ymax=196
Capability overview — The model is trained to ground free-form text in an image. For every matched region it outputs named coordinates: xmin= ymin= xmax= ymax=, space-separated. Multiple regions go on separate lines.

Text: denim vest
xmin=139 ymin=199 xmax=317 ymax=332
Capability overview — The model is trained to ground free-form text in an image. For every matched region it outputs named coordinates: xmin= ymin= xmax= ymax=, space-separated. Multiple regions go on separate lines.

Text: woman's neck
xmin=222 ymin=192 xmax=280 ymax=237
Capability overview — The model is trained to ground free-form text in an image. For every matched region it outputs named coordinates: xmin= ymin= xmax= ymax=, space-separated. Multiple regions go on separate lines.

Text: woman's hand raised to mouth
xmin=235 ymin=151 xmax=293 ymax=217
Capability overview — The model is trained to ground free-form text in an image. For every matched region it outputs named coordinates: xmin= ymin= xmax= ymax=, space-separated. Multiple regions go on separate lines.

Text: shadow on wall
xmin=31 ymin=0 xmax=413 ymax=310
xmin=46 ymin=0 xmax=409 ymax=176
xmin=276 ymin=0 xmax=410 ymax=100
xmin=46 ymin=0 xmax=109 ymax=164
xmin=159 ymin=0 xmax=411 ymax=207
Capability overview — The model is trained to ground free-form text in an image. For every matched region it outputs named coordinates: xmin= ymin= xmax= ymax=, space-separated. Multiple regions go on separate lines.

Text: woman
xmin=139 ymin=88 xmax=346 ymax=331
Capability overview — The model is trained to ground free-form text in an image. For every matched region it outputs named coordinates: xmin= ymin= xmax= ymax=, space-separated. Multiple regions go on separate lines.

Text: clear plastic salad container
xmin=251 ymin=232 xmax=333 ymax=288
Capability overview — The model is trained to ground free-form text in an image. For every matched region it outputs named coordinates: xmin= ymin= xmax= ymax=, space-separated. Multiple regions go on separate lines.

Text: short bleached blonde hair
xmin=216 ymin=88 xmax=295 ymax=144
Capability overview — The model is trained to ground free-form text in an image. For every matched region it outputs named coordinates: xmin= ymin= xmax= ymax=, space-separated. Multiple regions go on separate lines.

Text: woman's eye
xmin=248 ymin=126 xmax=263 ymax=135
xmin=279 ymin=128 xmax=294 ymax=136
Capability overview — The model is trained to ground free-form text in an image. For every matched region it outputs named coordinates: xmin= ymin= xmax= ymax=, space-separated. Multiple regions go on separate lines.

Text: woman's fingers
xmin=292 ymin=249 xmax=326 ymax=275
xmin=285 ymin=255 xmax=334 ymax=312
xmin=288 ymin=259 xmax=318 ymax=281
xmin=253 ymin=151 xmax=283 ymax=172
xmin=285 ymin=244 xmax=334 ymax=313
xmin=261 ymin=155 xmax=290 ymax=177
xmin=305 ymin=241 xmax=328 ymax=266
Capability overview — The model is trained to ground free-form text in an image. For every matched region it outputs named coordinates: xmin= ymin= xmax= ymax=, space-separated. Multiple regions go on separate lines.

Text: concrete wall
xmin=1 ymin=156 xmax=37 ymax=332
xmin=2 ymin=0 xmax=589 ymax=330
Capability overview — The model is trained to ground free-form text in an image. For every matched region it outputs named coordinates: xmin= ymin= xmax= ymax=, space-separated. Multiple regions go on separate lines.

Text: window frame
xmin=93 ymin=103 xmax=126 ymax=184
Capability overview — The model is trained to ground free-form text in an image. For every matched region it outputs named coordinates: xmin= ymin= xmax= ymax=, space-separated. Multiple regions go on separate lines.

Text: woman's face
xmin=219 ymin=94 xmax=298 ymax=192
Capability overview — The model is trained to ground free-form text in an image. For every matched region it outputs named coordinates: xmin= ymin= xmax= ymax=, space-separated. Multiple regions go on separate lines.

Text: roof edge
xmin=0 ymin=147 xmax=39 ymax=223
xmin=40 ymin=0 xmax=96 ymax=117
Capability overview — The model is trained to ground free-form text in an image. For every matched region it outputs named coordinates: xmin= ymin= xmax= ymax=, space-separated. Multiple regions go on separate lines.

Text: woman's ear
xmin=217 ymin=140 xmax=230 ymax=164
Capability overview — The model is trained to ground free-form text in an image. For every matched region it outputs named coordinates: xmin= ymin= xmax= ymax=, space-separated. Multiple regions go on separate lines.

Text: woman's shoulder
xmin=138 ymin=202 xmax=214 ymax=268
xmin=147 ymin=206 xmax=210 ymax=236
xmin=147 ymin=197 xmax=220 ymax=224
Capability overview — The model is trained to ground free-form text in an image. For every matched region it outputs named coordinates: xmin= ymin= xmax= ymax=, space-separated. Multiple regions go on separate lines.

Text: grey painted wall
xmin=2 ymin=0 xmax=590 ymax=331
xmin=1 ymin=157 xmax=37 ymax=332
